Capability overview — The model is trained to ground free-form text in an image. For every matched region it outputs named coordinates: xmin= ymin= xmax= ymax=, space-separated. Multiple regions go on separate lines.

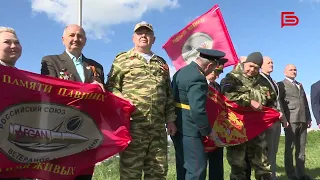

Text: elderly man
xmin=40 ymin=24 xmax=105 ymax=180
xmin=221 ymin=52 xmax=275 ymax=180
xmin=260 ymin=57 xmax=288 ymax=180
xmin=234 ymin=56 xmax=252 ymax=180
xmin=206 ymin=59 xmax=227 ymax=180
xmin=171 ymin=48 xmax=226 ymax=180
xmin=106 ymin=21 xmax=176 ymax=180
xmin=278 ymin=64 xmax=312 ymax=180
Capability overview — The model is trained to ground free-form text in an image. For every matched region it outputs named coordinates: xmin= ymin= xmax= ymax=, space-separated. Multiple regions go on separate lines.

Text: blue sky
xmin=1 ymin=0 xmax=319 ymax=128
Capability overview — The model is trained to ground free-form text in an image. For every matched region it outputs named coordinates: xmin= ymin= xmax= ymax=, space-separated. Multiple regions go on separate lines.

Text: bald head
xmin=63 ymin=24 xmax=86 ymax=37
xmin=62 ymin=24 xmax=86 ymax=57
xmin=284 ymin=64 xmax=297 ymax=79
xmin=261 ymin=56 xmax=273 ymax=75
xmin=239 ymin=56 xmax=247 ymax=63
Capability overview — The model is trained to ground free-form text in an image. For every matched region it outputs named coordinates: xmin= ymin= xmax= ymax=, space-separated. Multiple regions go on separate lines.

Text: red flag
xmin=163 ymin=4 xmax=238 ymax=70
xmin=0 ymin=66 xmax=134 ymax=179
xmin=203 ymin=87 xmax=280 ymax=152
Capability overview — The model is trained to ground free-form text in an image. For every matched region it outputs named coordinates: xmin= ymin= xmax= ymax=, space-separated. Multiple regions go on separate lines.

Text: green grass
xmin=93 ymin=131 xmax=320 ymax=180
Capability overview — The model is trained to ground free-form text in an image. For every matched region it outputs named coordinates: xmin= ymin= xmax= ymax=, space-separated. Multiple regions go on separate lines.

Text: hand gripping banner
xmin=0 ymin=65 xmax=134 ymax=179
xmin=203 ymin=87 xmax=280 ymax=152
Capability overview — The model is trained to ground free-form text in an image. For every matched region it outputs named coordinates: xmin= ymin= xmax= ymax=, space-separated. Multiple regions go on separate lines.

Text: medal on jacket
xmin=59 ymin=68 xmax=72 ymax=80
xmin=156 ymin=57 xmax=169 ymax=74
xmin=87 ymin=65 xmax=100 ymax=82
xmin=160 ymin=64 xmax=169 ymax=73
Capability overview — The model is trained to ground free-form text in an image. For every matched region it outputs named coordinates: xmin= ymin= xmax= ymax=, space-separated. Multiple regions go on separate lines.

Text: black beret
xmin=245 ymin=52 xmax=263 ymax=67
xmin=197 ymin=48 xmax=226 ymax=63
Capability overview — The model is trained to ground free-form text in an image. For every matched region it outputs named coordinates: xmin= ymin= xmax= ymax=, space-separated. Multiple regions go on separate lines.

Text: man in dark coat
xmin=171 ymin=48 xmax=226 ymax=180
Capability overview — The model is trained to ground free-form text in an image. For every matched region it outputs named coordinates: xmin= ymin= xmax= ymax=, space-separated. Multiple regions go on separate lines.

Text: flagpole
xmin=78 ymin=0 xmax=83 ymax=27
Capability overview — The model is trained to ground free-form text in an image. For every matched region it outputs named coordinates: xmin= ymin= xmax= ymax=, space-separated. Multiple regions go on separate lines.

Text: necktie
xmin=292 ymin=80 xmax=300 ymax=91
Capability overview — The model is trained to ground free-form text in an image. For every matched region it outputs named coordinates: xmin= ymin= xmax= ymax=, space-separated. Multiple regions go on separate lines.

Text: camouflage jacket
xmin=220 ymin=63 xmax=277 ymax=108
xmin=106 ymin=49 xmax=176 ymax=128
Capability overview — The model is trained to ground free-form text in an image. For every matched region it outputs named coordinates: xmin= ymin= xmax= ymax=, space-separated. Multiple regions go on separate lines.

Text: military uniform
xmin=232 ymin=63 xmax=254 ymax=180
xmin=171 ymin=48 xmax=225 ymax=180
xmin=220 ymin=55 xmax=275 ymax=180
xmin=207 ymin=62 xmax=227 ymax=180
xmin=106 ymin=49 xmax=175 ymax=180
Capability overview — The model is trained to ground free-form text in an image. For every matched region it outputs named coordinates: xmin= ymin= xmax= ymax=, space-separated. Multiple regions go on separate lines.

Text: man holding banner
xmin=171 ymin=48 xmax=226 ymax=180
xmin=221 ymin=52 xmax=276 ymax=180
xmin=40 ymin=24 xmax=105 ymax=180
xmin=106 ymin=21 xmax=176 ymax=180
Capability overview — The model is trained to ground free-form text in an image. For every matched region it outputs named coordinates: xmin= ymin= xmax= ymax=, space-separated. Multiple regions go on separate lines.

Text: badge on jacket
xmin=160 ymin=64 xmax=169 ymax=73
xmin=59 ymin=68 xmax=72 ymax=80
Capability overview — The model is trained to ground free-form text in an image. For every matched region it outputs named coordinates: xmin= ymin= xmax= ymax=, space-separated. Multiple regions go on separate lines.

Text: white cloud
xmin=30 ymin=0 xmax=179 ymax=41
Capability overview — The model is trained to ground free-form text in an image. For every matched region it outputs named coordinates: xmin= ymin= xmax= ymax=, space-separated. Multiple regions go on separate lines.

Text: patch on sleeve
xmin=221 ymin=83 xmax=233 ymax=93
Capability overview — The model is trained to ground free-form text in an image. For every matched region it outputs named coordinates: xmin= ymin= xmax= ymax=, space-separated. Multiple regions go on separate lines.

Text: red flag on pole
xmin=163 ymin=4 xmax=238 ymax=70
xmin=0 ymin=66 xmax=134 ymax=179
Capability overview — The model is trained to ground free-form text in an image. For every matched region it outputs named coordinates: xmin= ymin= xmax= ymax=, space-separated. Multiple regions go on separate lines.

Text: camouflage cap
xmin=134 ymin=21 xmax=153 ymax=32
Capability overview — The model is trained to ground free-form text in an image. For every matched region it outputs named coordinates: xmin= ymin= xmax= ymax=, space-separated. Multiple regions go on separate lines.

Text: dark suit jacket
xmin=172 ymin=61 xmax=211 ymax=137
xmin=41 ymin=51 xmax=104 ymax=83
xmin=310 ymin=80 xmax=320 ymax=125
xmin=260 ymin=73 xmax=288 ymax=123
xmin=278 ymin=78 xmax=311 ymax=123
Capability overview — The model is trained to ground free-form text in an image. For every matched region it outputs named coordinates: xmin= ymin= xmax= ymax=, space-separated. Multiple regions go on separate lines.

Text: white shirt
xmin=0 ymin=60 xmax=15 ymax=67
xmin=286 ymin=77 xmax=300 ymax=89
xmin=139 ymin=52 xmax=153 ymax=63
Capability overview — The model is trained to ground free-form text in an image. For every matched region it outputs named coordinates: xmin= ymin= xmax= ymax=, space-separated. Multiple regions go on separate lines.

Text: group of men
xmin=1 ymin=21 xmax=176 ymax=180
xmin=1 ymin=19 xmax=319 ymax=180
xmin=171 ymin=48 xmax=314 ymax=180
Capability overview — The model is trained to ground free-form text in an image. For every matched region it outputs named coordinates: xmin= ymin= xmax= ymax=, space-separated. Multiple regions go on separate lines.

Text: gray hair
xmin=196 ymin=56 xmax=212 ymax=65
xmin=0 ymin=26 xmax=17 ymax=36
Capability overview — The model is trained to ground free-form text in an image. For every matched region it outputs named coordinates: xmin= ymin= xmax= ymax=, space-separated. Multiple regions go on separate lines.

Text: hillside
xmin=93 ymin=131 xmax=320 ymax=180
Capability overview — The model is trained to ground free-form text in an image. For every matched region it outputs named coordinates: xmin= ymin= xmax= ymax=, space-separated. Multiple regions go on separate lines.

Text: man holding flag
xmin=171 ymin=48 xmax=226 ymax=180
xmin=220 ymin=52 xmax=278 ymax=180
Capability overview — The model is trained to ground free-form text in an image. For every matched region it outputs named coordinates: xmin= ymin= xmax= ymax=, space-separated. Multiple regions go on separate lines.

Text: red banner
xmin=163 ymin=4 xmax=238 ymax=70
xmin=0 ymin=66 xmax=134 ymax=179
xmin=204 ymin=87 xmax=280 ymax=152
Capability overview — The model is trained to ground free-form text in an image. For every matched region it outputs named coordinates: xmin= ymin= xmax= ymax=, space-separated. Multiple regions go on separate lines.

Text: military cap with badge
xmin=134 ymin=21 xmax=154 ymax=32
xmin=197 ymin=48 xmax=228 ymax=71
xmin=197 ymin=48 xmax=227 ymax=64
